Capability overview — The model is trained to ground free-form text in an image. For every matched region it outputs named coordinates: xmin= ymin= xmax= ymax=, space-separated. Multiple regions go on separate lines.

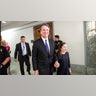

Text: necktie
xmin=22 ymin=43 xmax=25 ymax=55
xmin=45 ymin=40 xmax=49 ymax=53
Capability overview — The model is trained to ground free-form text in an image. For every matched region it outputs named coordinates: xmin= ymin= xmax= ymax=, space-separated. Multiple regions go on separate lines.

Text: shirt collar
xmin=21 ymin=42 xmax=25 ymax=44
xmin=41 ymin=37 xmax=48 ymax=43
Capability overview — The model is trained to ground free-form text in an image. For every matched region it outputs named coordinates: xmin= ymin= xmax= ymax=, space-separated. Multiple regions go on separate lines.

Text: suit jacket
xmin=32 ymin=38 xmax=55 ymax=74
xmin=14 ymin=42 xmax=31 ymax=61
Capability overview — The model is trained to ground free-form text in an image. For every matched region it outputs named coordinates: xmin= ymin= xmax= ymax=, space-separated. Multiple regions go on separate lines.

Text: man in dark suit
xmin=14 ymin=36 xmax=31 ymax=75
xmin=32 ymin=24 xmax=59 ymax=75
xmin=54 ymin=35 xmax=62 ymax=52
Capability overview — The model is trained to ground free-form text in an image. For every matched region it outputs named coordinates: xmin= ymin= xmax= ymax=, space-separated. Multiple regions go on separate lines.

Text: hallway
xmin=10 ymin=58 xmax=34 ymax=75
xmin=9 ymin=58 xmax=82 ymax=75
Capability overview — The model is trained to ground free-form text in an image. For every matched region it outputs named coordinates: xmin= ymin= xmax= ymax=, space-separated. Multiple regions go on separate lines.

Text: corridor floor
xmin=9 ymin=58 xmax=82 ymax=75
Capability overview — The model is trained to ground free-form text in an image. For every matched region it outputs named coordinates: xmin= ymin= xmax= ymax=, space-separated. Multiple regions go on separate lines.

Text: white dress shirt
xmin=21 ymin=43 xmax=27 ymax=55
xmin=41 ymin=37 xmax=50 ymax=53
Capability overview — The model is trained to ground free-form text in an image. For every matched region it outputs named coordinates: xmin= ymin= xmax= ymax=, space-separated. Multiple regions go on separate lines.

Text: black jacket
xmin=14 ymin=42 xmax=31 ymax=61
xmin=32 ymin=38 xmax=55 ymax=74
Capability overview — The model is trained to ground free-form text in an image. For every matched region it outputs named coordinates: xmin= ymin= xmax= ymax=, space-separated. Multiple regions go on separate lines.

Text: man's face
xmin=54 ymin=37 xmax=59 ymax=41
xmin=40 ymin=25 xmax=50 ymax=38
xmin=21 ymin=37 xmax=26 ymax=43
xmin=1 ymin=40 xmax=7 ymax=47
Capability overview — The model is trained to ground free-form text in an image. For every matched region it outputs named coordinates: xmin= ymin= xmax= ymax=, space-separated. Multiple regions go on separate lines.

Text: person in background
xmin=54 ymin=42 xmax=72 ymax=75
xmin=0 ymin=35 xmax=10 ymax=75
xmin=32 ymin=24 xmax=59 ymax=75
xmin=54 ymin=35 xmax=62 ymax=53
xmin=1 ymin=40 xmax=11 ymax=75
xmin=6 ymin=42 xmax=11 ymax=74
xmin=14 ymin=36 xmax=31 ymax=75
xmin=53 ymin=35 xmax=62 ymax=72
xmin=6 ymin=42 xmax=11 ymax=53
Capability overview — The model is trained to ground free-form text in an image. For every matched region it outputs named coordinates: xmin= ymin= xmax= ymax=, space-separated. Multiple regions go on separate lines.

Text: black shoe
xmin=28 ymin=72 xmax=31 ymax=75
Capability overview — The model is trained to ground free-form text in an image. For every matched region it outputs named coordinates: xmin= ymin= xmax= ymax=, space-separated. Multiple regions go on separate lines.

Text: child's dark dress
xmin=56 ymin=52 xmax=71 ymax=75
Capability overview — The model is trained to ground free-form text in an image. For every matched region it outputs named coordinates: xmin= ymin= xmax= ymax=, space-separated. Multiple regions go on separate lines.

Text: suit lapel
xmin=20 ymin=43 xmax=22 ymax=51
xmin=19 ymin=43 xmax=23 ymax=54
xmin=49 ymin=39 xmax=52 ymax=55
xmin=40 ymin=38 xmax=46 ymax=49
xmin=40 ymin=38 xmax=48 ymax=54
xmin=39 ymin=38 xmax=53 ymax=56
xmin=25 ymin=43 xmax=27 ymax=51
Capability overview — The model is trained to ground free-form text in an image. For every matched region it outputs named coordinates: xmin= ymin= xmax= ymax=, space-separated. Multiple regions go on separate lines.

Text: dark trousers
xmin=39 ymin=66 xmax=53 ymax=75
xmin=19 ymin=55 xmax=31 ymax=75
xmin=0 ymin=66 xmax=7 ymax=75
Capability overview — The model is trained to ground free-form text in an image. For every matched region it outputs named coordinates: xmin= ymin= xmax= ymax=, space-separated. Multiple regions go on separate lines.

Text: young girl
xmin=54 ymin=42 xmax=72 ymax=75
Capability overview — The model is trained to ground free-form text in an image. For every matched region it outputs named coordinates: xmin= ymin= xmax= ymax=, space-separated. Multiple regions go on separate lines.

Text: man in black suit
xmin=32 ymin=24 xmax=59 ymax=75
xmin=14 ymin=36 xmax=31 ymax=75
xmin=54 ymin=35 xmax=62 ymax=52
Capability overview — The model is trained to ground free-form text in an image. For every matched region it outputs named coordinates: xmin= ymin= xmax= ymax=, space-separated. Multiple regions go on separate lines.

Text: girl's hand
xmin=54 ymin=61 xmax=60 ymax=68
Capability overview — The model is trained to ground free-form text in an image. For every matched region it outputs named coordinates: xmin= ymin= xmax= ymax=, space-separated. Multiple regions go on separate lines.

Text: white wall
xmin=53 ymin=21 xmax=85 ymax=65
xmin=1 ymin=27 xmax=34 ymax=57
xmin=1 ymin=21 xmax=85 ymax=65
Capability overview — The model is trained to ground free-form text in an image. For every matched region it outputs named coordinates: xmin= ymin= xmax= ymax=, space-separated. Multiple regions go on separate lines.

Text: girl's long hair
xmin=57 ymin=42 xmax=66 ymax=55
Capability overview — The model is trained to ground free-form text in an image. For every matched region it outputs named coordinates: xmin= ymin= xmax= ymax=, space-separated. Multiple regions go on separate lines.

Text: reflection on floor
xmin=10 ymin=58 xmax=34 ymax=75
xmin=9 ymin=58 xmax=82 ymax=75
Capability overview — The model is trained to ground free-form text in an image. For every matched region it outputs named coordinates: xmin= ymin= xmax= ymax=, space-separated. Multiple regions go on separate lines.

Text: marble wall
xmin=86 ymin=22 xmax=96 ymax=74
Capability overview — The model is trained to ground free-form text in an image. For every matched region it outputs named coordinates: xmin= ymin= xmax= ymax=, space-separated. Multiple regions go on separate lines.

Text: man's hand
xmin=14 ymin=59 xmax=18 ymax=62
xmin=54 ymin=61 xmax=60 ymax=68
xmin=29 ymin=56 xmax=32 ymax=58
xmin=34 ymin=70 xmax=39 ymax=75
xmin=69 ymin=68 xmax=72 ymax=75
xmin=0 ymin=64 xmax=4 ymax=69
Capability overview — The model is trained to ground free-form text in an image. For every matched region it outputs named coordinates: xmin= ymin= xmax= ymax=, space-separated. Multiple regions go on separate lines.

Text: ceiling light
xmin=2 ymin=21 xmax=7 ymax=24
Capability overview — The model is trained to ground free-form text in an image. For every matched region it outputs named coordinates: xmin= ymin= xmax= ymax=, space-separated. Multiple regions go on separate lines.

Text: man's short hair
xmin=55 ymin=35 xmax=59 ymax=39
xmin=40 ymin=24 xmax=50 ymax=32
xmin=20 ymin=36 xmax=25 ymax=39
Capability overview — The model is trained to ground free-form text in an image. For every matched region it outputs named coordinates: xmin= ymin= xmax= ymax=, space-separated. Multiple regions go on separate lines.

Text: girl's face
xmin=61 ymin=44 xmax=67 ymax=52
